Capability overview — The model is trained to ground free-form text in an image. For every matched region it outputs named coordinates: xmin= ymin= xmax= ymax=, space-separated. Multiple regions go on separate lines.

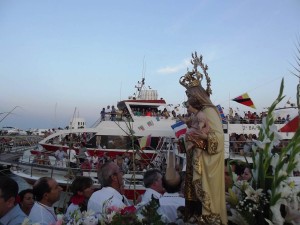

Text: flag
xmin=147 ymin=120 xmax=154 ymax=126
xmin=139 ymin=135 xmax=151 ymax=150
xmin=171 ymin=121 xmax=187 ymax=138
xmin=216 ymin=104 xmax=226 ymax=123
xmin=232 ymin=93 xmax=256 ymax=109
xmin=138 ymin=125 xmax=145 ymax=131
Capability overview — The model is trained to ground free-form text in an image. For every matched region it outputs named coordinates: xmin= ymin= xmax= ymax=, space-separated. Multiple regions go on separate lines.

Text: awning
xmin=279 ymin=116 xmax=299 ymax=132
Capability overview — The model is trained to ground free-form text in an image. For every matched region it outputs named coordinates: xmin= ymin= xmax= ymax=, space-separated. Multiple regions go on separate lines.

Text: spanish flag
xmin=232 ymin=93 xmax=256 ymax=109
xmin=138 ymin=135 xmax=151 ymax=150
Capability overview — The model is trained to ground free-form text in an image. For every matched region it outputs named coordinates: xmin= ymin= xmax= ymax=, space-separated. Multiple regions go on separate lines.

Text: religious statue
xmin=179 ymin=52 xmax=227 ymax=225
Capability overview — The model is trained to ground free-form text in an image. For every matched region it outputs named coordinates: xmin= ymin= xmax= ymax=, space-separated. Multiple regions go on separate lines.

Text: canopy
xmin=279 ymin=116 xmax=299 ymax=132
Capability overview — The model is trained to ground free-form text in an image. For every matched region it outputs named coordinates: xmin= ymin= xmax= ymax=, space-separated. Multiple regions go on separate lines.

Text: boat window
xmin=95 ymin=135 xmax=161 ymax=150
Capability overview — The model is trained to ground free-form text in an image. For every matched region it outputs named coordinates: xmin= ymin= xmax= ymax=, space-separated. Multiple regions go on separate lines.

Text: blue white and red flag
xmin=171 ymin=121 xmax=187 ymax=138
xmin=216 ymin=104 xmax=227 ymax=123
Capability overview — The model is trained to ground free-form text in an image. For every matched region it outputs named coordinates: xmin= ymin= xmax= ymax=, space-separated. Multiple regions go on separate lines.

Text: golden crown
xmin=179 ymin=52 xmax=212 ymax=96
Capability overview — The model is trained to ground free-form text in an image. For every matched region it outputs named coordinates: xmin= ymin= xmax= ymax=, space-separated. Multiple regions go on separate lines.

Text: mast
xmin=290 ymin=36 xmax=300 ymax=128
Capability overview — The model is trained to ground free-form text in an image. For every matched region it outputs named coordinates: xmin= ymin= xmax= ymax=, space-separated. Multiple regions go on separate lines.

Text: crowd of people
xmin=99 ymin=104 xmax=180 ymax=122
xmin=229 ymin=132 xmax=291 ymax=156
xmin=0 ymin=156 xmax=186 ymax=225
xmin=226 ymin=111 xmax=292 ymax=124
xmin=229 ymin=133 xmax=258 ymax=156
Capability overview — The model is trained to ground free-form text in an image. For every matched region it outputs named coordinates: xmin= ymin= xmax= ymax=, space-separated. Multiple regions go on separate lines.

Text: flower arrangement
xmin=64 ymin=197 xmax=164 ymax=225
xmin=21 ymin=198 xmax=165 ymax=225
xmin=227 ymin=79 xmax=300 ymax=225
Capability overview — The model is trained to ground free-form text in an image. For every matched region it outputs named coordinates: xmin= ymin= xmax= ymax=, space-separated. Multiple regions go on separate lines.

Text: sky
xmin=0 ymin=0 xmax=300 ymax=130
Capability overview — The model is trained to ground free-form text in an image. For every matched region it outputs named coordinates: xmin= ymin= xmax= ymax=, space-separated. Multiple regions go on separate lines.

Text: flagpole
xmin=290 ymin=36 xmax=300 ymax=129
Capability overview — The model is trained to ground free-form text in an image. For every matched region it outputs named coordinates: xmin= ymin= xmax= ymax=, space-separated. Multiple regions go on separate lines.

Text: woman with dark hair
xmin=18 ymin=189 xmax=34 ymax=215
xmin=65 ymin=176 xmax=94 ymax=221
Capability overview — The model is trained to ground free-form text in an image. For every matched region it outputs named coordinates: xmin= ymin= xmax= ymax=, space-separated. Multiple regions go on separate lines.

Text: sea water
xmin=9 ymin=173 xmax=32 ymax=191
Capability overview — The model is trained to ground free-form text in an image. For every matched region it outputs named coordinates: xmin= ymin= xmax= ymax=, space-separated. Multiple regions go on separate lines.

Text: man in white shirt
xmin=54 ymin=147 xmax=67 ymax=167
xmin=140 ymin=169 xmax=164 ymax=205
xmin=158 ymin=174 xmax=185 ymax=223
xmin=67 ymin=146 xmax=77 ymax=168
xmin=88 ymin=162 xmax=130 ymax=218
xmin=29 ymin=177 xmax=63 ymax=225
xmin=158 ymin=151 xmax=185 ymax=223
xmin=105 ymin=105 xmax=111 ymax=121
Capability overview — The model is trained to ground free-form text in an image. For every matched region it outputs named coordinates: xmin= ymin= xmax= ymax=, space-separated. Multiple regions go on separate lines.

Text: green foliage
xmin=228 ymin=78 xmax=300 ymax=224
xmin=109 ymin=213 xmax=142 ymax=225
xmin=140 ymin=198 xmax=165 ymax=225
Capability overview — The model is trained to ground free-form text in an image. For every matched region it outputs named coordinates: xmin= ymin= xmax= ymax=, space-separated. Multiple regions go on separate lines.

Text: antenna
xmin=54 ymin=102 xmax=57 ymax=129
xmin=120 ymin=81 xmax=122 ymax=101
xmin=0 ymin=106 xmax=19 ymax=123
xmin=142 ymin=56 xmax=146 ymax=80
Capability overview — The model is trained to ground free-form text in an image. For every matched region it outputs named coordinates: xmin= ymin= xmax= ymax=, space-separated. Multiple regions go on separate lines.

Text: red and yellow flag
xmin=232 ymin=93 xmax=256 ymax=109
xmin=138 ymin=135 xmax=151 ymax=150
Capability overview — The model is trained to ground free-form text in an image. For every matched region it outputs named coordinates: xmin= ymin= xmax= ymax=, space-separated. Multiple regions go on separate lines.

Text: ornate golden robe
xmin=185 ymin=107 xmax=227 ymax=225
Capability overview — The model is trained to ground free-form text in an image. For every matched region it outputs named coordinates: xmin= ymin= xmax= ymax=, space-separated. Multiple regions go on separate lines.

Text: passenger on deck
xmin=54 ymin=147 xmax=67 ymax=167
xmin=105 ymin=105 xmax=111 ymax=121
xmin=78 ymin=142 xmax=87 ymax=164
xmin=100 ymin=108 xmax=106 ymax=121
xmin=41 ymin=152 xmax=51 ymax=165
xmin=66 ymin=146 xmax=77 ymax=168
xmin=91 ymin=152 xmax=99 ymax=168
xmin=111 ymin=105 xmax=116 ymax=121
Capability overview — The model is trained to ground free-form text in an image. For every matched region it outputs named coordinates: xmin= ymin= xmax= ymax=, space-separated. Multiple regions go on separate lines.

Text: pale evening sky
xmin=0 ymin=0 xmax=300 ymax=129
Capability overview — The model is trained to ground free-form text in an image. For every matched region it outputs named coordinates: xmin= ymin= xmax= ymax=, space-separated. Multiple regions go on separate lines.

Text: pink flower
xmin=120 ymin=206 xmax=136 ymax=215
xmin=107 ymin=205 xmax=121 ymax=214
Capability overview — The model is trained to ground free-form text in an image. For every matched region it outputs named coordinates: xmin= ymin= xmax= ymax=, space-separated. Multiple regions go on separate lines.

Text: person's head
xmin=98 ymin=162 xmax=124 ymax=194
xmin=143 ymin=169 xmax=164 ymax=194
xmin=187 ymin=97 xmax=203 ymax=111
xmin=0 ymin=176 xmax=19 ymax=217
xmin=32 ymin=177 xmax=62 ymax=207
xmin=241 ymin=167 xmax=252 ymax=182
xmin=18 ymin=189 xmax=34 ymax=215
xmin=71 ymin=176 xmax=94 ymax=199
xmin=162 ymin=174 xmax=182 ymax=193
xmin=177 ymin=206 xmax=185 ymax=219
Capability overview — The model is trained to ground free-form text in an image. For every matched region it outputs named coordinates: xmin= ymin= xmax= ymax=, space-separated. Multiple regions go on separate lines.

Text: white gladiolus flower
xmin=82 ymin=210 xmax=96 ymax=218
xmin=228 ymin=209 xmax=249 ymax=225
xmin=82 ymin=216 xmax=98 ymax=225
xmin=294 ymin=153 xmax=300 ymax=171
xmin=253 ymin=138 xmax=271 ymax=149
xmin=271 ymin=203 xmax=285 ymax=225
xmin=270 ymin=154 xmax=280 ymax=174
xmin=244 ymin=186 xmax=263 ymax=203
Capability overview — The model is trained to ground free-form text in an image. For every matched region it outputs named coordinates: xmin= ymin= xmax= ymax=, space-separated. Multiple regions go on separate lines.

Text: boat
xmin=3 ymin=78 xmax=299 ymax=200
xmin=0 ymin=126 xmax=27 ymax=135
xmin=7 ymin=78 xmax=185 ymax=200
